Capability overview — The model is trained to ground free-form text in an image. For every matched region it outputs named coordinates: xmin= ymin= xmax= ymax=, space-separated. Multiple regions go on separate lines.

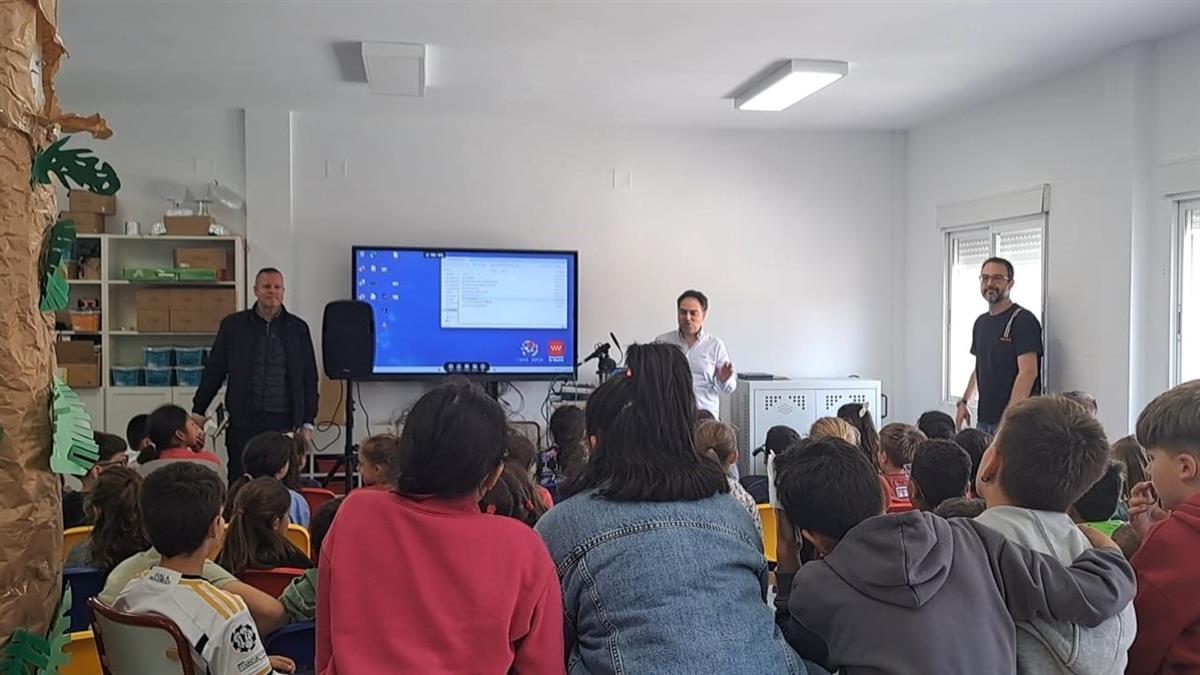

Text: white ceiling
xmin=57 ymin=0 xmax=1200 ymax=130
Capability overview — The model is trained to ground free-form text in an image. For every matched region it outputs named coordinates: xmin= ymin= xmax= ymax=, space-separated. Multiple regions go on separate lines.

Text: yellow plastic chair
xmin=286 ymin=524 xmax=311 ymax=557
xmin=758 ymin=505 xmax=778 ymax=564
xmin=61 ymin=630 xmax=102 ymax=675
xmin=63 ymin=526 xmax=93 ymax=562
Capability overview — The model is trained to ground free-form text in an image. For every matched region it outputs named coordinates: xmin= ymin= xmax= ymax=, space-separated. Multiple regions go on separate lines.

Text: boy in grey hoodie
xmin=975 ymin=396 xmax=1136 ymax=674
xmin=773 ymin=437 xmax=1135 ymax=675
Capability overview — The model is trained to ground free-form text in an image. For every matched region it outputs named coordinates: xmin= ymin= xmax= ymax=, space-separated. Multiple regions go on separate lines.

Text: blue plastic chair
xmin=63 ymin=567 xmax=105 ymax=633
xmin=265 ymin=621 xmax=314 ymax=673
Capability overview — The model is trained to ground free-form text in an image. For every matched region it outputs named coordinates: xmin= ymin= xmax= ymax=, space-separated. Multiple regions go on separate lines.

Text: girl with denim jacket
xmin=536 ymin=343 xmax=825 ymax=675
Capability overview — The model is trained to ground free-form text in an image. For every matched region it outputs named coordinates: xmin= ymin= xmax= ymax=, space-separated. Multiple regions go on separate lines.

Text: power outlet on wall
xmin=611 ymin=168 xmax=632 ymax=189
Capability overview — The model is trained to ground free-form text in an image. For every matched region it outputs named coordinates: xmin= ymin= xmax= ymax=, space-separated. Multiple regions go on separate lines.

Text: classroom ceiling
xmin=56 ymin=0 xmax=1200 ymax=130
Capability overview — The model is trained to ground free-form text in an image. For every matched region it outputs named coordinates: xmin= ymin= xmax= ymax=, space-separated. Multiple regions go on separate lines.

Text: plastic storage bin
xmin=175 ymin=366 xmax=204 ymax=387
xmin=144 ymin=366 xmax=173 ymax=387
xmin=175 ymin=347 xmax=206 ymax=367
xmin=110 ymin=367 xmax=142 ymax=387
xmin=143 ymin=347 xmax=174 ymax=368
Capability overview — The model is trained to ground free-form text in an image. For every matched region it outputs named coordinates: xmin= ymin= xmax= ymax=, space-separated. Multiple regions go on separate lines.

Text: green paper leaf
xmin=40 ymin=586 xmax=72 ymax=675
xmin=31 ymin=136 xmax=121 ymax=195
xmin=50 ymin=379 xmax=99 ymax=476
xmin=39 ymin=220 xmax=77 ymax=315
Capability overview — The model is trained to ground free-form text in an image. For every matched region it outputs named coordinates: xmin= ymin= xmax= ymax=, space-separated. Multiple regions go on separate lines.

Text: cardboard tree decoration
xmin=0 ymin=0 xmax=112 ymax=645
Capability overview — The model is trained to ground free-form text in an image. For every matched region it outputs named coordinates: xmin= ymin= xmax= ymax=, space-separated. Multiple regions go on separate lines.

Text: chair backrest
xmin=265 ymin=620 xmax=315 ymax=673
xmin=299 ymin=487 xmax=336 ymax=516
xmin=63 ymin=526 xmax=94 ymax=562
xmin=64 ymin=567 xmax=106 ymax=633
xmin=758 ymin=504 xmax=778 ymax=564
xmin=285 ymin=523 xmax=311 ymax=557
xmin=88 ymin=597 xmax=197 ymax=675
xmin=240 ymin=567 xmax=305 ymax=598
xmin=61 ymin=631 xmax=101 ymax=675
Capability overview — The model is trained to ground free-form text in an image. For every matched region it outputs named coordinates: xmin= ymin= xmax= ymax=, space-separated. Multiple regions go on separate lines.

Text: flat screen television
xmin=352 ymin=246 xmax=578 ymax=380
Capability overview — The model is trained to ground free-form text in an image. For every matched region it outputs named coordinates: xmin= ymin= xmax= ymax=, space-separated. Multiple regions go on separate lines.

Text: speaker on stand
xmin=321 ymin=300 xmax=376 ymax=493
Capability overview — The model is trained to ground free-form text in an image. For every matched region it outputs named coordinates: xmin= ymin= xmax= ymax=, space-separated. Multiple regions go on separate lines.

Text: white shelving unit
xmin=56 ymin=233 xmax=246 ymax=432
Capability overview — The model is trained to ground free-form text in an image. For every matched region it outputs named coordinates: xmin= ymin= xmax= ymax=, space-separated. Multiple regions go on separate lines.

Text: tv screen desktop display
xmin=352 ymin=247 xmax=578 ymax=380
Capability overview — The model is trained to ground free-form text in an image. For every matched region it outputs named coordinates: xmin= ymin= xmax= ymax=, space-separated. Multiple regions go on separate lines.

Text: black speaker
xmin=322 ymin=300 xmax=376 ymax=379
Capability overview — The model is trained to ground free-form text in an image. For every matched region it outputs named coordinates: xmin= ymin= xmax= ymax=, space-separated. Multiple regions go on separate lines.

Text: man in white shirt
xmin=655 ymin=290 xmax=737 ymax=419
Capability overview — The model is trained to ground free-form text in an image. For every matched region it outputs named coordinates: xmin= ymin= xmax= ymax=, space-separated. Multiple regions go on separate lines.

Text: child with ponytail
xmin=135 ymin=404 xmax=224 ymax=481
xmin=228 ymin=431 xmax=310 ymax=527
xmin=65 ymin=466 xmax=152 ymax=579
xmin=216 ymin=477 xmax=312 ymax=577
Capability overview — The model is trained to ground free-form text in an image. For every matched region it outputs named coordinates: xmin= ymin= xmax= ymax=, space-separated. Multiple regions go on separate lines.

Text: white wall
xmin=62 ymin=102 xmax=903 ymax=439
xmin=902 ymin=27 xmax=1200 ymax=438
xmin=288 ymin=113 xmax=901 ymax=433
xmin=55 ymin=105 xmax=248 ymax=236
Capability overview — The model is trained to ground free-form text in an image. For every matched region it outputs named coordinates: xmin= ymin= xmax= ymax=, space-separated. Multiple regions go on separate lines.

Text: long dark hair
xmin=480 ymin=464 xmax=548 ymax=527
xmin=225 ymin=432 xmax=295 ymax=519
xmin=87 ymin=466 xmax=151 ymax=575
xmin=837 ymin=403 xmax=880 ymax=468
xmin=567 ymin=343 xmax=728 ymax=502
xmin=138 ymin=405 xmax=189 ymax=464
xmin=396 ymin=382 xmax=508 ymax=498
xmin=216 ymin=477 xmax=311 ymax=576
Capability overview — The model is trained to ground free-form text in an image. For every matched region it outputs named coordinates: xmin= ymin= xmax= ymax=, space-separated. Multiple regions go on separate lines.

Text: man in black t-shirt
xmin=955 ymin=257 xmax=1043 ymax=435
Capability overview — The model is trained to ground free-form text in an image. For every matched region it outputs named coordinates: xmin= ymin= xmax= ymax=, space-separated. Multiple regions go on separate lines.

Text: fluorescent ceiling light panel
xmin=735 ymin=60 xmax=848 ymax=111
xmin=361 ymin=42 xmax=426 ymax=96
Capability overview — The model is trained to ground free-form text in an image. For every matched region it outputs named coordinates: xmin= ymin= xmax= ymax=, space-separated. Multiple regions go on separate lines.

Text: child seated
xmin=975 ymin=396 xmax=1136 ymax=674
xmin=696 ymin=420 xmax=761 ymax=533
xmin=1071 ymin=460 xmax=1126 ymax=537
xmin=114 ymin=463 xmax=294 ymax=674
xmin=65 ymin=467 xmax=151 ymax=579
xmin=356 ymin=434 xmax=399 ymax=489
xmin=280 ymin=497 xmax=343 ymax=625
xmin=505 ymin=429 xmax=554 ymax=509
xmin=136 ymin=405 xmax=224 ymax=481
xmin=63 ymin=432 xmax=130 ymax=528
xmin=953 ymin=427 xmax=992 ymax=496
xmin=479 ymin=463 xmax=549 ymax=527
xmin=218 ymin=477 xmax=313 ymax=577
xmin=917 ymin=410 xmax=957 ymax=439
xmin=236 ymin=432 xmax=310 ymax=527
xmin=909 ymin=439 xmax=971 ymax=511
xmin=539 ymin=405 xmax=588 ymax=502
xmin=809 ymin=417 xmax=860 ymax=446
xmin=877 ymin=423 xmax=926 ymax=512
xmin=754 ymin=425 xmax=802 ymax=506
xmin=1126 ymin=381 xmax=1200 ymax=674
xmin=772 ymin=437 xmax=1135 ymax=675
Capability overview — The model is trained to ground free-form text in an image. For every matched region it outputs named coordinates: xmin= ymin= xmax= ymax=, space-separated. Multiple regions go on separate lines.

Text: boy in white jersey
xmin=114 ymin=462 xmax=295 ymax=675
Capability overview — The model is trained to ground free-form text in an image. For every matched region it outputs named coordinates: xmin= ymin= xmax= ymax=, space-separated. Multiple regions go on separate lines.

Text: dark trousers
xmin=225 ymin=412 xmax=294 ymax=483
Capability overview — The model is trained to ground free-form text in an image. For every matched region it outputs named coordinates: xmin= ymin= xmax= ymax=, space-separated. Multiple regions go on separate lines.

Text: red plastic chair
xmin=240 ymin=567 xmax=306 ymax=598
xmin=300 ymin=487 xmax=337 ymax=515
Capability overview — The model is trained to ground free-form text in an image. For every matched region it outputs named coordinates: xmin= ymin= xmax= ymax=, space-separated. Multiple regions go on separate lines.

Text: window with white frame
xmin=944 ymin=217 xmax=1046 ymax=402
xmin=1175 ymin=199 xmax=1200 ymax=384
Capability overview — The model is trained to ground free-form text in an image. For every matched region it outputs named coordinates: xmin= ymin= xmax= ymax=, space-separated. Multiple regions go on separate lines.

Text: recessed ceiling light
xmin=734 ymin=59 xmax=849 ymax=112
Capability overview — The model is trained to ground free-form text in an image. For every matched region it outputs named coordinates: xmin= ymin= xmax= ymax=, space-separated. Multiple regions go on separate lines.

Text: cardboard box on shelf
xmin=64 ymin=363 xmax=101 ymax=388
xmin=65 ymin=261 xmax=80 ymax=279
xmin=69 ymin=311 xmax=101 ymax=333
xmin=174 ymin=249 xmax=228 ymax=278
xmin=55 ymin=340 xmax=100 ymax=388
xmin=169 ymin=309 xmax=222 ymax=333
xmin=137 ymin=310 xmax=171 ymax=332
xmin=164 ymin=215 xmax=214 ymax=236
xmin=55 ymin=340 xmax=97 ymax=364
xmin=79 ymin=258 xmax=101 ymax=280
xmin=136 ymin=288 xmax=173 ymax=311
xmin=60 ymin=211 xmax=105 ymax=234
xmin=68 ymin=190 xmax=117 ymax=215
xmin=172 ymin=288 xmax=236 ymax=314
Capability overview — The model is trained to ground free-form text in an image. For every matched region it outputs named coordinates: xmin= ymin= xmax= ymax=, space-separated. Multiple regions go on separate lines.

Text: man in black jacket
xmin=194 ymin=268 xmax=318 ymax=482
